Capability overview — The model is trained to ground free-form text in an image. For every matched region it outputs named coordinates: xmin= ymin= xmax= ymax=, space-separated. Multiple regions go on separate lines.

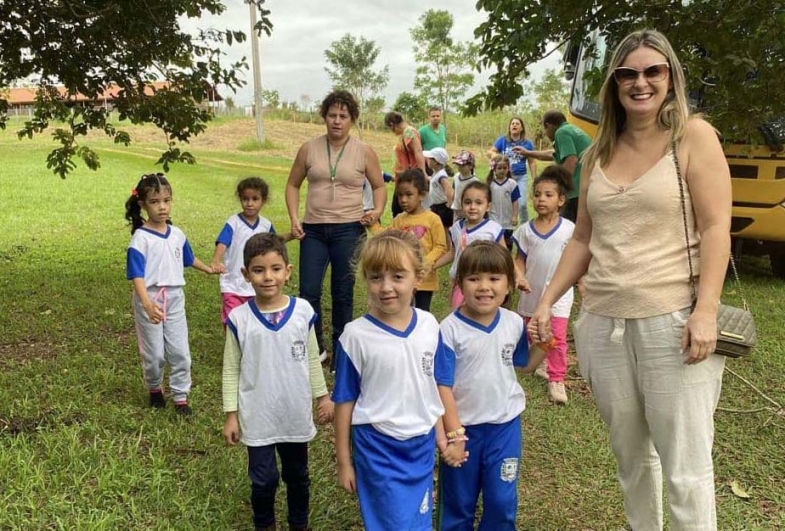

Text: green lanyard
xmin=326 ymin=137 xmax=349 ymax=182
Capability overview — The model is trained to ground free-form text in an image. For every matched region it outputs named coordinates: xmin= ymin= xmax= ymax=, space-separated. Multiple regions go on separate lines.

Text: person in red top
xmin=385 ymin=111 xmax=427 ymax=217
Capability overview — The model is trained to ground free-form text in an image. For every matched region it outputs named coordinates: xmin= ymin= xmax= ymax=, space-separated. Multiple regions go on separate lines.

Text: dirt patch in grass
xmin=0 ymin=340 xmax=64 ymax=368
xmin=0 ymin=408 xmax=87 ymax=436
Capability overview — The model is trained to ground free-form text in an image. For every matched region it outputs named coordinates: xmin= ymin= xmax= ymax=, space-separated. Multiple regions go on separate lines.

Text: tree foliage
xmin=262 ymin=88 xmax=280 ymax=110
xmin=324 ymin=34 xmax=389 ymax=128
xmin=410 ymin=10 xmax=479 ymax=124
xmin=393 ymin=92 xmax=428 ymax=124
xmin=525 ymin=68 xmax=570 ymax=115
xmin=470 ymin=0 xmax=785 ymax=140
xmin=0 ymin=0 xmax=272 ymax=178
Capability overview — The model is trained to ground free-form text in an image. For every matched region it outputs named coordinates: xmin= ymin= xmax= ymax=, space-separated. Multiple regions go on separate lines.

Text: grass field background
xmin=0 ymin=118 xmax=783 ymax=530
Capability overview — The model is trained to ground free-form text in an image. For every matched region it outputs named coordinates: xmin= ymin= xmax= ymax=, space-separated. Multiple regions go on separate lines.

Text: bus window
xmin=569 ymin=33 xmax=609 ymax=124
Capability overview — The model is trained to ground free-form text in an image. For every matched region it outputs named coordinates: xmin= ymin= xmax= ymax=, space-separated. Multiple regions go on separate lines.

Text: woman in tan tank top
xmin=286 ymin=90 xmax=386 ymax=371
xmin=528 ymin=30 xmax=731 ymax=530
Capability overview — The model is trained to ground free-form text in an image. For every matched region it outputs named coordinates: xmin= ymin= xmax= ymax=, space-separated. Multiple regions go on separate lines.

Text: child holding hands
xmin=222 ymin=233 xmax=333 ymax=531
xmin=437 ymin=241 xmax=546 ymax=530
xmin=125 ymin=173 xmax=215 ymax=415
xmin=333 ymin=230 xmax=449 ymax=531
xmin=513 ymin=166 xmax=575 ymax=404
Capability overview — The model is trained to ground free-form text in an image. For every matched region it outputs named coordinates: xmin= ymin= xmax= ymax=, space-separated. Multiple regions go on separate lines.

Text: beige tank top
xmin=303 ymin=135 xmax=367 ymax=224
xmin=582 ymin=152 xmax=700 ymax=318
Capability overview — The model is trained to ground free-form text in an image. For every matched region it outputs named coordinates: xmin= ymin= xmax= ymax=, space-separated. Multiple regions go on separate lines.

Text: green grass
xmin=236 ymin=137 xmax=280 ymax=152
xmin=1 ymin=123 xmax=784 ymax=530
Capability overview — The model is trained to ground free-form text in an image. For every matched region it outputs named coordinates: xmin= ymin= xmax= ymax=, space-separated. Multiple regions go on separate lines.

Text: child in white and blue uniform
xmin=212 ymin=177 xmax=285 ymax=325
xmin=222 ymin=233 xmax=333 ymax=531
xmin=125 ymin=173 xmax=214 ymax=415
xmin=333 ymin=230 xmax=448 ymax=531
xmin=436 ymin=240 xmax=546 ymax=530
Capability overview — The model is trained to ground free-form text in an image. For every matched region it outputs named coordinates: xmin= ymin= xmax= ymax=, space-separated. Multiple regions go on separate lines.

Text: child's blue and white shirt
xmin=448 ymin=219 xmax=505 ymax=280
xmin=225 ymin=296 xmax=317 ymax=446
xmin=126 ymin=225 xmax=194 ymax=287
xmin=489 ymin=178 xmax=522 ymax=229
xmin=215 ymin=214 xmax=275 ymax=296
xmin=513 ymin=217 xmax=575 ymax=318
xmin=333 ymin=309 xmax=447 ymax=441
xmin=438 ymin=308 xmax=528 ymax=426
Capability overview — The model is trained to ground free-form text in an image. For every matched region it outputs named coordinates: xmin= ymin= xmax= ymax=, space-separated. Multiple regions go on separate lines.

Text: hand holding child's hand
xmin=360 ymin=209 xmax=381 ymax=226
xmin=441 ymin=439 xmax=469 ymax=468
xmin=316 ymin=396 xmax=335 ymax=424
xmin=223 ymin=414 xmax=240 ymax=446
xmin=436 ymin=435 xmax=448 ymax=455
xmin=516 ymin=276 xmax=531 ymax=293
xmin=338 ymin=463 xmax=357 ymax=494
xmin=212 ymin=262 xmax=227 ymax=274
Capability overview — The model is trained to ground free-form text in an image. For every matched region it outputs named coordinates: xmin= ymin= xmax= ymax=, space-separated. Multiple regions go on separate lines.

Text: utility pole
xmin=249 ymin=1 xmax=265 ymax=143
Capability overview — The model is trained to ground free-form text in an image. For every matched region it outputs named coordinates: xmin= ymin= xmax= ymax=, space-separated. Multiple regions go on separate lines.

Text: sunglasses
xmin=612 ymin=62 xmax=670 ymax=85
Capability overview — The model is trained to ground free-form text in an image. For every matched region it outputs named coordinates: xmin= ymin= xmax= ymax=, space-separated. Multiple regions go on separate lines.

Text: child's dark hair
xmin=236 ymin=177 xmax=269 ymax=201
xmin=125 ymin=173 xmax=172 ymax=234
xmin=396 ymin=168 xmax=428 ymax=196
xmin=461 ymin=180 xmax=492 ymax=204
xmin=533 ymin=165 xmax=573 ymax=196
xmin=456 ymin=240 xmax=515 ymax=289
xmin=357 ymin=229 xmax=425 ymax=280
xmin=486 ymin=154 xmax=512 ymax=185
xmin=243 ymin=233 xmax=289 ymax=268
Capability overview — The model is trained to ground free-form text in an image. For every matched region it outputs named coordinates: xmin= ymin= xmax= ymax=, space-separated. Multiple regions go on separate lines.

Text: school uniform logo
xmin=419 ymin=489 xmax=430 ymax=514
xmin=504 ymin=190 xmax=511 ymax=199
xmin=291 ymin=340 xmax=306 ymax=362
xmin=501 ymin=343 xmax=515 ymax=366
xmin=174 ymin=247 xmax=181 ymax=259
xmin=500 ymin=458 xmax=519 ymax=483
xmin=421 ymin=350 xmax=435 ymax=377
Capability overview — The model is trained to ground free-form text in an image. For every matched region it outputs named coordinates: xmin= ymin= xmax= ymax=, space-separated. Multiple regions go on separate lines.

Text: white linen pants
xmin=574 ymin=308 xmax=725 ymax=531
xmin=133 ymin=286 xmax=192 ymax=402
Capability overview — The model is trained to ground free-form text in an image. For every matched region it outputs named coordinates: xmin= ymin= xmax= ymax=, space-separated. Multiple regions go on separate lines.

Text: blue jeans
xmin=513 ymin=173 xmax=529 ymax=222
xmin=299 ymin=222 xmax=365 ymax=367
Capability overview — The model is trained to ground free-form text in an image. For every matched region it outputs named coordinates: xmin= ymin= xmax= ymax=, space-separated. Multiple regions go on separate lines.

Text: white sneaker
xmin=318 ymin=350 xmax=328 ymax=363
xmin=534 ymin=362 xmax=548 ymax=380
xmin=548 ymin=381 xmax=568 ymax=404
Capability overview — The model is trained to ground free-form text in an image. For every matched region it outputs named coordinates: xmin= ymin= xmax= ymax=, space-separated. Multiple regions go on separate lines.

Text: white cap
xmin=423 ymin=147 xmax=449 ymax=165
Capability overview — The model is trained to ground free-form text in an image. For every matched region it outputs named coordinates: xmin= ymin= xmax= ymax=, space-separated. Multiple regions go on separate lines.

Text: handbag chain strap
xmin=672 ymin=140 xmax=749 ymax=311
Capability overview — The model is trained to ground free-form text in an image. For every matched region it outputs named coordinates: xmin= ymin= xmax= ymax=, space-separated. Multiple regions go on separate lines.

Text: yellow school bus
xmin=563 ymin=33 xmax=785 ymax=278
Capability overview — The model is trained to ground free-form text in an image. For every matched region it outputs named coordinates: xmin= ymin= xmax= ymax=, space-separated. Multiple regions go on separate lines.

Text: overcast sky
xmin=186 ymin=0 xmax=562 ymax=107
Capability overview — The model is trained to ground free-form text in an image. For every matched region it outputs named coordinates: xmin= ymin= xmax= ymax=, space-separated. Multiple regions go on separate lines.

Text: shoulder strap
xmin=672 ymin=141 xmax=748 ymax=309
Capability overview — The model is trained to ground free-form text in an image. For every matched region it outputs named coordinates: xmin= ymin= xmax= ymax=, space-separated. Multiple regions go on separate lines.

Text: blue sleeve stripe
xmin=226 ymin=319 xmax=239 ymax=342
xmin=512 ymin=329 xmax=530 ymax=368
xmin=309 ymin=313 xmax=317 ymax=328
xmin=270 ymin=224 xmax=276 ymax=235
xmin=434 ymin=332 xmax=455 ymax=387
xmin=332 ymin=342 xmax=361 ymax=403
xmin=182 ymin=240 xmax=195 ymax=267
xmin=216 ymin=224 xmax=233 ymax=246
xmin=511 ymin=187 xmax=521 ymax=202
xmin=126 ymin=248 xmax=146 ymax=280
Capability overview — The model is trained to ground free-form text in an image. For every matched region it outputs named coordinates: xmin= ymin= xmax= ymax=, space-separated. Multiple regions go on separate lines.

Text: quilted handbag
xmin=714 ymin=302 xmax=756 ymax=358
xmin=674 ymin=142 xmax=756 ymax=358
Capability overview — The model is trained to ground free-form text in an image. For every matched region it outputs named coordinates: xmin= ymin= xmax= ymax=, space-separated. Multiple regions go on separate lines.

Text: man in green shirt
xmin=418 ymin=106 xmax=447 ymax=151
xmin=514 ymin=109 xmax=591 ymax=222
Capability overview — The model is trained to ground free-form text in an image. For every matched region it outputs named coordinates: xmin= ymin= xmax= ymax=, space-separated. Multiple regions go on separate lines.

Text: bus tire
xmin=771 ymin=248 xmax=785 ymax=279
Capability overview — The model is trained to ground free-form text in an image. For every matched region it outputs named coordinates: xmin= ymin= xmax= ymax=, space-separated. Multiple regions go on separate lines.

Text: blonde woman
xmin=528 ymin=30 xmax=731 ymax=530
